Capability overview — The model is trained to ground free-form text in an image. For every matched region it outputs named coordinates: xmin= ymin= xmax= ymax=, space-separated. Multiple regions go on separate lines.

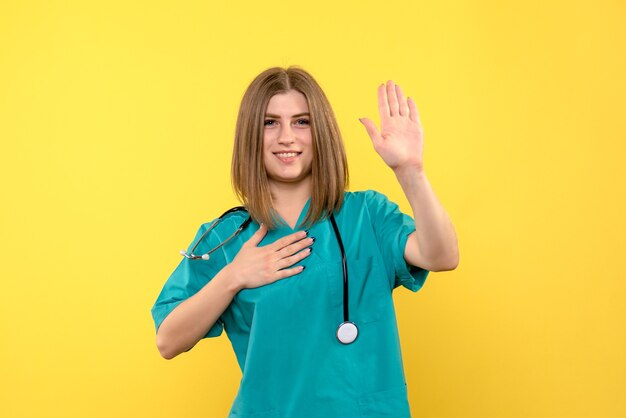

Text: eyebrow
xmin=264 ymin=113 xmax=310 ymax=118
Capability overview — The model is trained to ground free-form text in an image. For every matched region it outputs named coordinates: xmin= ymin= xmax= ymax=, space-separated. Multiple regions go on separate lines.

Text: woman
xmin=151 ymin=66 xmax=458 ymax=417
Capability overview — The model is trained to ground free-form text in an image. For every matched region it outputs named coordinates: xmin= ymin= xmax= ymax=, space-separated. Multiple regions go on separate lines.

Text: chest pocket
xmin=327 ymin=255 xmax=390 ymax=325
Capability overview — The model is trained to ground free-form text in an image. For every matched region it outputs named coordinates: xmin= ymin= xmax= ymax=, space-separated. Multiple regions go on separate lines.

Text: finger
xmin=358 ymin=117 xmax=382 ymax=147
xmin=276 ymin=247 xmax=312 ymax=270
xmin=378 ymin=83 xmax=390 ymax=118
xmin=276 ymin=236 xmax=314 ymax=259
xmin=407 ymin=97 xmax=422 ymax=125
xmin=386 ymin=80 xmax=399 ymax=116
xmin=269 ymin=229 xmax=308 ymax=251
xmin=246 ymin=223 xmax=268 ymax=247
xmin=395 ymin=84 xmax=409 ymax=117
xmin=274 ymin=265 xmax=306 ymax=280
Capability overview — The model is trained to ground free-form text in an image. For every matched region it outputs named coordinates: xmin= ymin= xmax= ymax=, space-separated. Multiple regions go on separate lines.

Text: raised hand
xmin=226 ymin=224 xmax=314 ymax=290
xmin=359 ymin=80 xmax=425 ymax=173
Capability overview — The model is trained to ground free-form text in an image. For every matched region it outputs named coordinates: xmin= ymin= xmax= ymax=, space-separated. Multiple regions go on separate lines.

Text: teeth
xmin=276 ymin=152 xmax=299 ymax=158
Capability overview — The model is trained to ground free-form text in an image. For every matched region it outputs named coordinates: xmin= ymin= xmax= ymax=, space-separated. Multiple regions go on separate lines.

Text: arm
xmin=155 ymin=265 xmax=240 ymax=360
xmin=155 ymin=224 xmax=314 ymax=359
xmin=360 ymin=80 xmax=459 ymax=272
xmin=394 ymin=166 xmax=458 ymax=272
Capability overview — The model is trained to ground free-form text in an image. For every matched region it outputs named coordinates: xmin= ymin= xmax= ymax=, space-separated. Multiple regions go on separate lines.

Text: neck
xmin=269 ymin=177 xmax=312 ymax=209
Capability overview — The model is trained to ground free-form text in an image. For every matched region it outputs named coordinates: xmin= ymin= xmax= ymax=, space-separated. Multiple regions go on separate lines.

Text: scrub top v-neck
xmin=274 ymin=196 xmax=312 ymax=231
xmin=151 ymin=190 xmax=429 ymax=418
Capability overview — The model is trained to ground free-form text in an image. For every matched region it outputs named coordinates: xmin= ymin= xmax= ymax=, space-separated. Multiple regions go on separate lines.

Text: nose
xmin=277 ymin=123 xmax=295 ymax=145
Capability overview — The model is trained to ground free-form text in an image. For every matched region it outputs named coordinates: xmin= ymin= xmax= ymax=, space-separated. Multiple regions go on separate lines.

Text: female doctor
xmin=151 ymin=66 xmax=459 ymax=417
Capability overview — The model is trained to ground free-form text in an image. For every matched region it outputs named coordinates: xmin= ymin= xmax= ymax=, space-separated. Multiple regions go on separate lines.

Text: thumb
xmin=246 ymin=223 xmax=268 ymax=247
xmin=359 ymin=117 xmax=382 ymax=146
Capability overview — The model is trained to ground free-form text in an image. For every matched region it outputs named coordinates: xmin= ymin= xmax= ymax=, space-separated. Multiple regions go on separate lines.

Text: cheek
xmin=262 ymin=137 xmax=273 ymax=157
xmin=300 ymin=132 xmax=312 ymax=148
xmin=263 ymin=150 xmax=273 ymax=168
xmin=305 ymin=136 xmax=314 ymax=156
xmin=260 ymin=141 xmax=270 ymax=166
xmin=262 ymin=134 xmax=270 ymax=149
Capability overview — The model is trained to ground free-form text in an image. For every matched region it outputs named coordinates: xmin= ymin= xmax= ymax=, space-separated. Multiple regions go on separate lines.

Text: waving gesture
xmin=359 ymin=80 xmax=425 ymax=173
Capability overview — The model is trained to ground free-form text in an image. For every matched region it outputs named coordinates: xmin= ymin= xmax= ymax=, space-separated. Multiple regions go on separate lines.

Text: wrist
xmin=218 ymin=264 xmax=245 ymax=295
xmin=393 ymin=164 xmax=426 ymax=183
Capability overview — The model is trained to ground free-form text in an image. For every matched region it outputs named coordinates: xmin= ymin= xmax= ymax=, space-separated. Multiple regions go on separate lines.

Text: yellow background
xmin=1 ymin=0 xmax=624 ymax=417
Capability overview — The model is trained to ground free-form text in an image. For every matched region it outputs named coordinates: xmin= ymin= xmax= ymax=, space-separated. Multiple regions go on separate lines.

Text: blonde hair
xmin=231 ymin=66 xmax=349 ymax=230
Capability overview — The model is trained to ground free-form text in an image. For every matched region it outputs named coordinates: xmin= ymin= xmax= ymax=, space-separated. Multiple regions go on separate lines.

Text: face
xmin=263 ymin=89 xmax=313 ymax=189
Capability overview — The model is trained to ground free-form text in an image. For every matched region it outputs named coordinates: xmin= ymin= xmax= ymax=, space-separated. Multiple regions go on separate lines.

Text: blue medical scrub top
xmin=151 ymin=190 xmax=429 ymax=417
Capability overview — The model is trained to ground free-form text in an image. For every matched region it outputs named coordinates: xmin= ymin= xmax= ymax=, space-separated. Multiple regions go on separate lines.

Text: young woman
xmin=151 ymin=66 xmax=458 ymax=417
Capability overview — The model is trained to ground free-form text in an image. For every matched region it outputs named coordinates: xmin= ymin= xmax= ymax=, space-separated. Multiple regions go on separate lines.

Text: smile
xmin=274 ymin=152 xmax=301 ymax=158
xmin=273 ymin=152 xmax=302 ymax=163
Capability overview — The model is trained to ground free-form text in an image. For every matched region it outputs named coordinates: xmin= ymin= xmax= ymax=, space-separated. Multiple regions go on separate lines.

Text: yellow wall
xmin=1 ymin=1 xmax=624 ymax=417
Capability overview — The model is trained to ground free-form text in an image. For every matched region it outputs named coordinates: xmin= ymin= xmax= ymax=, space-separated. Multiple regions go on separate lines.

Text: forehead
xmin=265 ymin=89 xmax=309 ymax=114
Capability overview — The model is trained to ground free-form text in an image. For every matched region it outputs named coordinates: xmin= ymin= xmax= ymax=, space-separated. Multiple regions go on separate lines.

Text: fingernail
xmin=304 ymin=229 xmax=309 ymax=235
xmin=301 ymin=265 xmax=306 ymax=271
xmin=308 ymin=247 xmax=313 ymax=253
xmin=311 ymin=237 xmax=316 ymax=243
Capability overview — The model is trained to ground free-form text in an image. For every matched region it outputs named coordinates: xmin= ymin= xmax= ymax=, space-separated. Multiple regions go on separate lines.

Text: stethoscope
xmin=180 ymin=206 xmax=359 ymax=345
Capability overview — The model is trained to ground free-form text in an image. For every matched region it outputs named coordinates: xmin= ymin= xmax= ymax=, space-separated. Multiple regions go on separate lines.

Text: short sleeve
xmin=364 ymin=189 xmax=429 ymax=292
xmin=150 ymin=221 xmax=227 ymax=339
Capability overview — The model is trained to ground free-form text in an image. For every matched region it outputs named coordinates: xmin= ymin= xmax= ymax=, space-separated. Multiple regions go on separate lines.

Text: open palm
xmin=359 ymin=80 xmax=424 ymax=172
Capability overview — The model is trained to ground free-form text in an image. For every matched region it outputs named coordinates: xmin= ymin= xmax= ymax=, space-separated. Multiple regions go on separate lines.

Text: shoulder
xmin=342 ymin=189 xmax=394 ymax=210
xmin=194 ymin=207 xmax=251 ymax=250
xmin=198 ymin=207 xmax=249 ymax=230
xmin=340 ymin=190 xmax=406 ymax=224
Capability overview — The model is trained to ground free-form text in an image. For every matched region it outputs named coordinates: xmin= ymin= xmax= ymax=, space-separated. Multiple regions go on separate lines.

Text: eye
xmin=295 ymin=119 xmax=310 ymax=126
xmin=264 ymin=119 xmax=276 ymax=126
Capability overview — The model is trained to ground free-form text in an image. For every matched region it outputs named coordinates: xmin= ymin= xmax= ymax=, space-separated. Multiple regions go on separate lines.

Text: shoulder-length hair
xmin=231 ymin=66 xmax=349 ymax=230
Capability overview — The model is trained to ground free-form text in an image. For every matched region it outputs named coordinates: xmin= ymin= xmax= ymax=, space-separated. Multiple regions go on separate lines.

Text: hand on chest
xmin=232 ymin=218 xmax=392 ymax=327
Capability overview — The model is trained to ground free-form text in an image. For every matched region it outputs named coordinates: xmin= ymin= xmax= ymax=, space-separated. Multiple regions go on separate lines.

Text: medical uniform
xmin=151 ymin=190 xmax=429 ymax=417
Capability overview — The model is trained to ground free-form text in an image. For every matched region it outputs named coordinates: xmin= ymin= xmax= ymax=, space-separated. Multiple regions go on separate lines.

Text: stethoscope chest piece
xmin=336 ymin=321 xmax=359 ymax=344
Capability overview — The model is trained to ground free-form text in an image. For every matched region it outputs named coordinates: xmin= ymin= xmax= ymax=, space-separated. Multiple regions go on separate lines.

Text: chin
xmin=268 ymin=170 xmax=312 ymax=184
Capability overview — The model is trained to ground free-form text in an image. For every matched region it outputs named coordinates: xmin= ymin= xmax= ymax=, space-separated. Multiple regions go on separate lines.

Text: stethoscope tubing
xmin=181 ymin=207 xmax=252 ymax=260
xmin=180 ymin=206 xmax=358 ymax=344
xmin=329 ymin=213 xmax=349 ymax=324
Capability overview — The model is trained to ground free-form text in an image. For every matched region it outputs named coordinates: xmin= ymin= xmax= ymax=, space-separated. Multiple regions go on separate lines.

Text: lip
xmin=273 ymin=151 xmax=302 ymax=164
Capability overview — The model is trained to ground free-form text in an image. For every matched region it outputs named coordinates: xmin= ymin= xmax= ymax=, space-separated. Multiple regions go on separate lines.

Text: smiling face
xmin=263 ymin=89 xmax=314 ymax=191
xmin=232 ymin=67 xmax=349 ymax=229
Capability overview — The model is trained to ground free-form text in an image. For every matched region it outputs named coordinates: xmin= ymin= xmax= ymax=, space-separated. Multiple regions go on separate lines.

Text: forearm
xmin=394 ymin=165 xmax=459 ymax=270
xmin=155 ymin=265 xmax=241 ymax=359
